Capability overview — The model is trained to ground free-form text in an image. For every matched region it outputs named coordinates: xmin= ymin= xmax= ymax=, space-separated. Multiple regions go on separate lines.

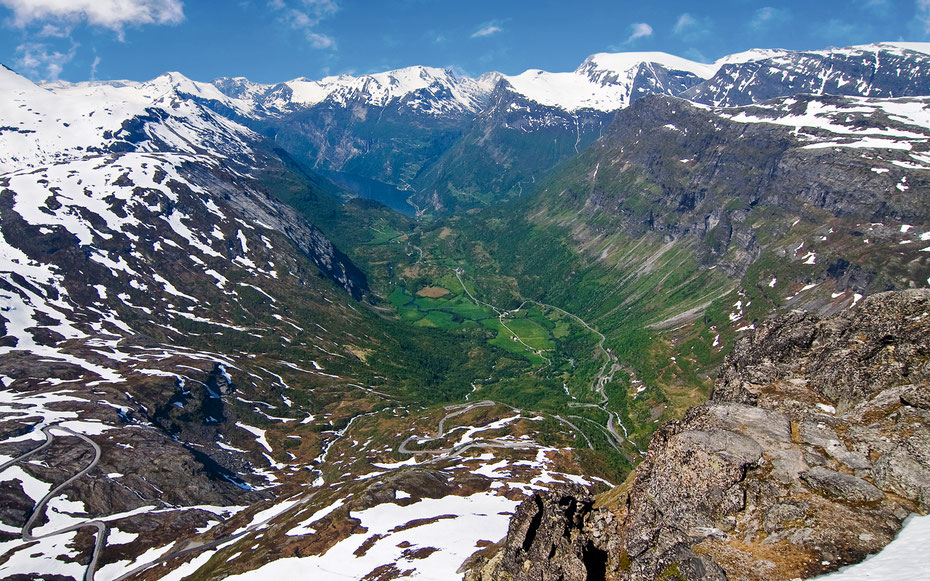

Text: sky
xmin=0 ymin=0 xmax=929 ymax=85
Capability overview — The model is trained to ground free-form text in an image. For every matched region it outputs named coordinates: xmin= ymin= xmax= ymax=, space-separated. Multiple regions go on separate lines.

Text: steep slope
xmin=408 ymin=52 xmax=727 ymax=214
xmin=0 ymin=64 xmax=614 ymax=581
xmin=408 ymin=83 xmax=612 ymax=214
xmin=684 ymin=43 xmax=930 ymax=107
xmin=467 ymin=289 xmax=930 ymax=581
xmin=1 ymin=67 xmax=259 ymax=175
xmin=406 ymin=90 xmax=930 ymax=468
xmin=527 ymin=91 xmax=930 ymax=309
xmin=207 ymin=66 xmax=496 ymax=213
xmin=0 ymin=64 xmax=439 ymax=578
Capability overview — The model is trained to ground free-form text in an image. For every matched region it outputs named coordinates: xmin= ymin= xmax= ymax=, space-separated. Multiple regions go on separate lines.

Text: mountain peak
xmin=265 ymin=64 xmax=489 ymax=113
xmin=579 ymin=51 xmax=718 ymax=79
xmin=711 ymin=48 xmax=791 ymax=67
xmin=0 ymin=62 xmax=42 ymax=93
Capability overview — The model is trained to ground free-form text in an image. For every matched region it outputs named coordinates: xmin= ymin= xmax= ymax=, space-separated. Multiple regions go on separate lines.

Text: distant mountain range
xmin=17 ymin=42 xmax=929 ymax=216
xmin=2 ymin=41 xmax=930 ymax=581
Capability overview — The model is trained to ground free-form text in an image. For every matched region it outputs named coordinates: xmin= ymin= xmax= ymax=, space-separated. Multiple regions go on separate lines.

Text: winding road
xmin=398 ymin=400 xmax=538 ymax=460
xmin=454 ymin=268 xmax=642 ymax=455
xmin=0 ymin=424 xmax=107 ymax=581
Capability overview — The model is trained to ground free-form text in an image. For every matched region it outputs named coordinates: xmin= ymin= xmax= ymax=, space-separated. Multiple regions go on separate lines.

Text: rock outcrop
xmin=467 ymin=289 xmax=930 ymax=580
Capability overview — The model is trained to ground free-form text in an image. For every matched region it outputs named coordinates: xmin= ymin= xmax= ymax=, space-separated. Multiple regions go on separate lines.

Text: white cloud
xmin=15 ymin=41 xmax=76 ymax=81
xmin=306 ymin=31 xmax=334 ymax=49
xmin=0 ymin=0 xmax=184 ymax=36
xmin=269 ymin=0 xmax=339 ymax=50
xmin=625 ymin=22 xmax=653 ymax=44
xmin=750 ymin=6 xmax=790 ymax=30
xmin=919 ymin=0 xmax=930 ymax=34
xmin=303 ymin=0 xmax=337 ymax=14
xmin=818 ymin=18 xmax=871 ymax=40
xmin=673 ymin=13 xmax=697 ymax=35
xmin=672 ymin=12 xmax=712 ymax=41
xmin=90 ymin=55 xmax=100 ymax=80
xmin=471 ymin=22 xmax=502 ymax=38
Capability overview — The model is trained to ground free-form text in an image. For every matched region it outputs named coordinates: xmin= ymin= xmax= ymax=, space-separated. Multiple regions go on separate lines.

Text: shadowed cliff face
xmin=535 ymin=93 xmax=930 ymax=279
xmin=467 ymin=289 xmax=930 ymax=581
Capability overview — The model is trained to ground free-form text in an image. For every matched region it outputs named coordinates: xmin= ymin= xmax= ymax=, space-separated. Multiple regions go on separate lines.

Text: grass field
xmin=385 ymin=280 xmax=576 ymax=368
xmin=502 ymin=317 xmax=555 ymax=351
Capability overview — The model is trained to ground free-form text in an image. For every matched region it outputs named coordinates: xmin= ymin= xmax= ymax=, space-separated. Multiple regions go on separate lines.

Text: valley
xmin=0 ymin=41 xmax=929 ymax=580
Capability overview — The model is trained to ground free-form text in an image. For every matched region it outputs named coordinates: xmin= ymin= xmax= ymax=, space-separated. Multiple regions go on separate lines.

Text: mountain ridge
xmin=2 ymin=38 xmax=930 ymax=581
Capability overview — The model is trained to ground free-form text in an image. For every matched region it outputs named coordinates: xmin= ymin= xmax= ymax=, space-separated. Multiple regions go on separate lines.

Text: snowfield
xmin=225 ymin=492 xmax=518 ymax=581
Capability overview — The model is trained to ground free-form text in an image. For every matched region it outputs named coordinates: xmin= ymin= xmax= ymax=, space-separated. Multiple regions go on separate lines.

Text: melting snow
xmin=236 ymin=423 xmax=273 ymax=453
xmin=285 ymin=499 xmax=345 ymax=537
xmin=814 ymin=514 xmax=930 ymax=580
xmin=224 ymin=493 xmax=518 ymax=581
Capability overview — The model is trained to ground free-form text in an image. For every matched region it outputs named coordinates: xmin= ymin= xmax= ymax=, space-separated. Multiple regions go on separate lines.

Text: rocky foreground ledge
xmin=465 ymin=289 xmax=930 ymax=581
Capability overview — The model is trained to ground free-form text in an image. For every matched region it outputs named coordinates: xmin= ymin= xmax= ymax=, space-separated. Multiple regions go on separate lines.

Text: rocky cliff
xmin=466 ymin=289 xmax=930 ymax=580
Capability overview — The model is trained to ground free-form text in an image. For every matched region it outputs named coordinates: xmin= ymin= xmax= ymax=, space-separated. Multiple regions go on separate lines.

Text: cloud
xmin=90 ymin=55 xmax=100 ymax=80
xmin=919 ymin=0 xmax=930 ymax=35
xmin=672 ymin=12 xmax=712 ymax=41
xmin=750 ymin=6 xmax=790 ymax=30
xmin=625 ymin=22 xmax=653 ymax=44
xmin=15 ymin=41 xmax=76 ymax=81
xmin=860 ymin=0 xmax=890 ymax=11
xmin=269 ymin=0 xmax=339 ymax=49
xmin=673 ymin=13 xmax=696 ymax=35
xmin=818 ymin=18 xmax=872 ymax=41
xmin=0 ymin=0 xmax=184 ymax=37
xmin=471 ymin=21 xmax=502 ymax=38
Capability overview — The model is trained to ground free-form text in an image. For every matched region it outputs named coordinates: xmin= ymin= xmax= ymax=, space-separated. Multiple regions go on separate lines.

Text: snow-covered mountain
xmin=3 ymin=40 xmax=930 ymax=581
xmin=684 ymin=42 xmax=930 ymax=107
xmin=210 ymin=65 xmax=496 ymax=117
xmin=0 ymin=66 xmax=258 ymax=174
xmin=31 ymin=41 xmax=926 ymax=217
xmin=500 ymin=51 xmax=717 ymax=113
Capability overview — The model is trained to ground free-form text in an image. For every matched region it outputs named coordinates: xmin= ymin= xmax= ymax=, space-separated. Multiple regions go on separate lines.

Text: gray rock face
xmin=800 ymin=467 xmax=884 ymax=504
xmin=467 ymin=290 xmax=930 ymax=581
xmin=465 ymin=488 xmax=601 ymax=581
xmin=872 ymin=451 xmax=930 ymax=512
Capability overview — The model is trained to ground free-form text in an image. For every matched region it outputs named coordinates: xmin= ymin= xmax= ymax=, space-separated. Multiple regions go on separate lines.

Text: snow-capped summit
xmin=876 ymin=41 xmax=930 ymax=56
xmin=711 ymin=48 xmax=791 ymax=68
xmin=212 ymin=76 xmax=273 ymax=103
xmin=0 ymin=65 xmax=256 ymax=173
xmin=579 ymin=51 xmax=718 ymax=84
xmin=224 ymin=65 xmax=494 ymax=116
xmin=1 ymin=63 xmax=42 ymax=93
xmin=684 ymin=42 xmax=930 ymax=107
xmin=498 ymin=52 xmax=718 ymax=113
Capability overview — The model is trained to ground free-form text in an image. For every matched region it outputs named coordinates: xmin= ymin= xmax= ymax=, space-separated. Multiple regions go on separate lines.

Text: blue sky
xmin=1 ymin=0 xmax=928 ymax=84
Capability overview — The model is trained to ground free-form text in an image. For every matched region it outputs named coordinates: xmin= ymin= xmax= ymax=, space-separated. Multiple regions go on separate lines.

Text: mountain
xmin=467 ymin=289 xmax=930 ymax=581
xmin=200 ymin=53 xmax=734 ymax=215
xmin=407 ymin=52 xmax=727 ymax=213
xmin=198 ymin=43 xmax=930 ymax=215
xmin=0 ymin=63 xmax=609 ymax=580
xmin=684 ymin=43 xmax=930 ymax=107
xmin=2 ymin=40 xmax=930 ymax=581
